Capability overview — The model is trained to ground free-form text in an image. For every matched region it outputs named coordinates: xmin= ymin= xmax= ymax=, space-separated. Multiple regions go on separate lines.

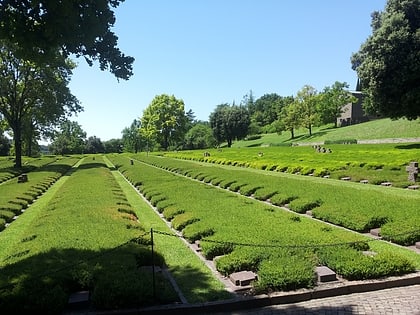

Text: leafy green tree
xmin=141 ymin=94 xmax=187 ymax=151
xmin=50 ymin=121 xmax=86 ymax=155
xmin=209 ymin=104 xmax=250 ymax=147
xmin=275 ymin=99 xmax=300 ymax=139
xmin=0 ymin=0 xmax=134 ymax=80
xmin=0 ymin=41 xmax=81 ymax=167
xmin=122 ymin=119 xmax=144 ymax=153
xmin=351 ymin=0 xmax=419 ymax=119
xmin=85 ymin=136 xmax=105 ymax=154
xmin=294 ymin=85 xmax=319 ymax=136
xmin=318 ymin=82 xmax=357 ymax=127
xmin=103 ymin=138 xmax=123 ymax=153
xmin=252 ymin=93 xmax=284 ymax=127
xmin=0 ymin=134 xmax=10 ymax=156
xmin=184 ymin=122 xmax=216 ymax=150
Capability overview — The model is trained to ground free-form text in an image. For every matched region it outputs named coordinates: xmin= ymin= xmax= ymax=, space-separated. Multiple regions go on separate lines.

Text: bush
xmin=183 ymin=225 xmax=215 ymax=243
xmin=317 ymin=246 xmax=415 ymax=280
xmin=163 ymin=206 xmax=185 ymax=221
xmin=171 ymin=212 xmax=199 ymax=231
xmin=255 ymin=251 xmax=316 ymax=292
xmin=215 ymin=248 xmax=269 ymax=276
xmin=201 ymin=241 xmax=234 ymax=260
xmin=270 ymin=194 xmax=297 ymax=206
xmin=289 ymin=198 xmax=322 ymax=213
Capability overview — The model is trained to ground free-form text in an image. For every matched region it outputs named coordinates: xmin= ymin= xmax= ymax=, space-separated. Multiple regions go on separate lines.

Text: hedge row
xmin=109 ymin=154 xmax=417 ymax=293
xmin=130 ymin=153 xmax=420 ymax=246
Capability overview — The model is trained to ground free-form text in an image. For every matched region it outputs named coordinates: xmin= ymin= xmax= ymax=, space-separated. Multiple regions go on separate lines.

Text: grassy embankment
xmin=112 ymin=153 xmax=419 ymax=293
xmin=0 ymin=156 xmax=179 ymax=313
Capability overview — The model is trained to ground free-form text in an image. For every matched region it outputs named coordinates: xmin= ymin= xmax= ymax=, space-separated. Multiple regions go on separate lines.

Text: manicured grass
xmin=162 ymin=143 xmax=419 ymax=188
xmin=129 ymin=153 xmax=420 ymax=245
xmin=0 ymin=156 xmax=79 ymax=231
xmin=0 ymin=156 xmax=178 ymax=313
xmin=231 ymin=118 xmax=420 ymax=147
xmin=110 ymin=154 xmax=419 ymax=293
xmin=106 ymin=156 xmax=231 ymax=303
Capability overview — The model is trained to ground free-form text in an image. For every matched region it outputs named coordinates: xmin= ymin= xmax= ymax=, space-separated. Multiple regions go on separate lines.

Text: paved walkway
xmin=204 ymin=285 xmax=420 ymax=315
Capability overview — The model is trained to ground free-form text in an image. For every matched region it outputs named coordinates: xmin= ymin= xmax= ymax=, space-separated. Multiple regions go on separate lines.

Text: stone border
xmin=94 ymin=272 xmax=420 ymax=315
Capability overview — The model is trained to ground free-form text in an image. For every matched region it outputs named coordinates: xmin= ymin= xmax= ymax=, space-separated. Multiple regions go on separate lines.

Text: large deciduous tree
xmin=49 ymin=121 xmax=86 ymax=155
xmin=351 ymin=0 xmax=420 ymax=119
xmin=122 ymin=119 xmax=144 ymax=153
xmin=0 ymin=41 xmax=81 ymax=167
xmin=184 ymin=122 xmax=216 ymax=150
xmin=0 ymin=0 xmax=134 ymax=80
xmin=318 ymin=81 xmax=357 ymax=127
xmin=275 ymin=99 xmax=299 ymax=139
xmin=141 ymin=94 xmax=187 ymax=151
xmin=209 ymin=104 xmax=250 ymax=147
xmin=294 ymin=85 xmax=319 ymax=136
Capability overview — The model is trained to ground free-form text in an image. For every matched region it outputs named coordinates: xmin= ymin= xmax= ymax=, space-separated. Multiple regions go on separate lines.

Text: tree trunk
xmin=227 ymin=138 xmax=232 ymax=148
xmin=308 ymin=125 xmax=312 ymax=136
xmin=13 ymin=127 xmax=22 ymax=168
xmin=290 ymin=129 xmax=295 ymax=139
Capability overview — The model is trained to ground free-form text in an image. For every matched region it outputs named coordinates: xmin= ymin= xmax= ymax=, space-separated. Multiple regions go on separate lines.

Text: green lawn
xmin=231 ymin=118 xmax=420 ymax=148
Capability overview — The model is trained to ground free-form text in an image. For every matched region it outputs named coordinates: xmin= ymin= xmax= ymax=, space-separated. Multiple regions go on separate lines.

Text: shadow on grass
xmin=0 ymin=240 xmax=231 ymax=314
xmin=170 ymin=265 xmax=233 ymax=303
xmin=395 ymin=143 xmax=420 ymax=150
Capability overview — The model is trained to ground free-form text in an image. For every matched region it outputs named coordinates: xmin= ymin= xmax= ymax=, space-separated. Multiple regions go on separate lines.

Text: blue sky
xmin=67 ymin=0 xmax=387 ymax=142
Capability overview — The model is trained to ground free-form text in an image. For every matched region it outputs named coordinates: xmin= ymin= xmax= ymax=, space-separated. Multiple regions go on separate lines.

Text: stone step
xmin=229 ymin=271 xmax=258 ymax=287
xmin=316 ymin=266 xmax=337 ymax=282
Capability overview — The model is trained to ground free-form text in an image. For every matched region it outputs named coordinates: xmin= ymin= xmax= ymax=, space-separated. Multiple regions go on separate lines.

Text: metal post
xmin=151 ymin=228 xmax=156 ymax=299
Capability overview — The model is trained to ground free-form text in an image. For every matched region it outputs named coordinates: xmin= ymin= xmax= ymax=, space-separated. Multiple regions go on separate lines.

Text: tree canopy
xmin=140 ymin=94 xmax=187 ymax=151
xmin=49 ymin=120 xmax=86 ymax=155
xmin=0 ymin=0 xmax=134 ymax=80
xmin=209 ymin=104 xmax=250 ymax=147
xmin=0 ymin=41 xmax=81 ymax=167
xmin=351 ymin=0 xmax=420 ymax=119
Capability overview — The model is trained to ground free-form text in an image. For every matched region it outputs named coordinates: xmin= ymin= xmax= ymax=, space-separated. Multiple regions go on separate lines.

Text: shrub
xmin=255 ymin=251 xmax=316 ymax=292
xmin=171 ymin=212 xmax=199 ymax=231
xmin=253 ymin=188 xmax=278 ymax=201
xmin=289 ymin=198 xmax=322 ymax=213
xmin=200 ymin=241 xmax=234 ymax=260
xmin=317 ymin=246 xmax=415 ymax=280
xmin=215 ymin=248 xmax=269 ymax=276
xmin=270 ymin=194 xmax=297 ymax=206
xmin=163 ymin=207 xmax=185 ymax=221
xmin=183 ymin=226 xmax=215 ymax=243
xmin=239 ymin=185 xmax=262 ymax=196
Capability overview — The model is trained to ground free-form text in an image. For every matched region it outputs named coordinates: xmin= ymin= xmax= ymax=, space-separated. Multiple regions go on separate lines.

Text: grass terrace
xmin=0 ymin=156 xmax=178 ymax=313
xmin=0 ymin=156 xmax=80 ymax=232
xmin=111 ymin=154 xmax=419 ymax=294
xmin=128 ymin=153 xmax=420 ymax=246
xmin=162 ymin=143 xmax=420 ymax=188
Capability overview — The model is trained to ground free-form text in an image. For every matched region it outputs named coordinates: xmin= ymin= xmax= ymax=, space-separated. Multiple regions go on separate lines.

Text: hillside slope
xmin=233 ymin=118 xmax=420 ymax=148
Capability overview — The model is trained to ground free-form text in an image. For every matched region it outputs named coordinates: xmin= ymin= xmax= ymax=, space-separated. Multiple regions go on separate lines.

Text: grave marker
xmin=406 ymin=161 xmax=418 ymax=183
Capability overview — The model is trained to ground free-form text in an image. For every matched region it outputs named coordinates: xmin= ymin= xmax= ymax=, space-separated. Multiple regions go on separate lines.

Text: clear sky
xmin=67 ymin=0 xmax=387 ymax=142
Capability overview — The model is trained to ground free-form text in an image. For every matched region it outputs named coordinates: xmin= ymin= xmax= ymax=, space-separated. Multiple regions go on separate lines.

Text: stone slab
xmin=316 ymin=266 xmax=337 ymax=282
xmin=381 ymin=182 xmax=392 ymax=186
xmin=360 ymin=179 xmax=369 ymax=184
xmin=229 ymin=271 xmax=258 ymax=287
xmin=370 ymin=228 xmax=381 ymax=237
xmin=341 ymin=177 xmax=351 ymax=181
xmin=416 ymin=242 xmax=420 ymax=250
xmin=408 ymin=185 xmax=419 ymax=190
